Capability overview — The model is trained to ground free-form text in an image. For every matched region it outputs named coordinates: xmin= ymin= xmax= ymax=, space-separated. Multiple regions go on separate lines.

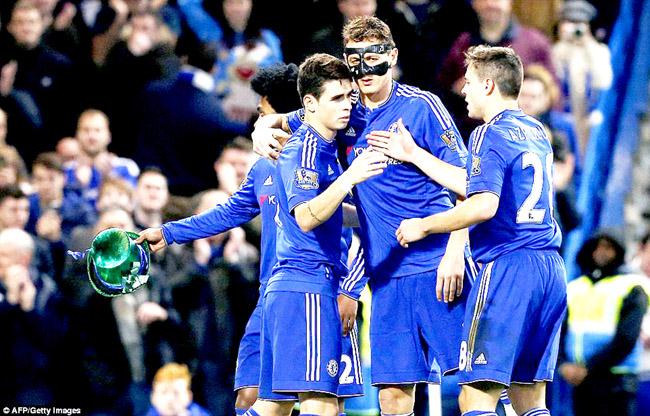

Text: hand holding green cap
xmin=67 ymin=228 xmax=151 ymax=297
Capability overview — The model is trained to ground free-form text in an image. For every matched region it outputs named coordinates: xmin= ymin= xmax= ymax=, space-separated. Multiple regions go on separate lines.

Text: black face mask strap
xmin=344 ymin=43 xmax=393 ymax=79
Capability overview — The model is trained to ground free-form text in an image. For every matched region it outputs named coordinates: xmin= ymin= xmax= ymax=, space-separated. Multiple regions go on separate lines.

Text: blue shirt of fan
xmin=466 ymin=109 xmax=562 ymax=263
xmin=290 ymin=82 xmax=468 ymax=278
xmin=161 ymin=158 xmax=279 ymax=290
xmin=271 ymin=123 xmax=347 ymax=296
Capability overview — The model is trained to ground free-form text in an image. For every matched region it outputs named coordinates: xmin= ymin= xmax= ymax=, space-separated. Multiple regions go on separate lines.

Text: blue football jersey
xmin=344 ymin=83 xmax=468 ymax=279
xmin=272 ymin=124 xmax=348 ymax=295
xmin=289 ymin=83 xmax=468 ymax=278
xmin=162 ymin=158 xmax=279 ymax=288
xmin=466 ymin=109 xmax=562 ymax=263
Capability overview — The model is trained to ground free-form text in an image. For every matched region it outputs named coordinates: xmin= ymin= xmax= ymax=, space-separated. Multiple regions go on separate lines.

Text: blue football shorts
xmin=368 ymin=257 xmax=476 ymax=385
xmin=458 ymin=249 xmax=567 ymax=386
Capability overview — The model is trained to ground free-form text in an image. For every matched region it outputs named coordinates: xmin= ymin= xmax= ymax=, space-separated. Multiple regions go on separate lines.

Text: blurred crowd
xmin=1 ymin=0 xmax=648 ymax=415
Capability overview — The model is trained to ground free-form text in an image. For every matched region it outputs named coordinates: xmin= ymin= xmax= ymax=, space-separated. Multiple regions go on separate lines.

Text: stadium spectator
xmin=27 ymin=152 xmax=95 ymax=241
xmin=134 ymin=168 xmax=169 ymax=230
xmin=552 ymin=0 xmax=613 ymax=154
xmin=0 ymin=227 xmax=69 ymax=406
xmin=560 ymin=230 xmax=649 ymax=416
xmin=133 ymin=41 xmax=248 ymax=196
xmin=100 ymin=8 xmax=180 ymax=157
xmin=207 ymin=0 xmax=283 ymax=123
xmin=637 ymin=232 xmax=650 ymax=415
xmin=65 ymin=109 xmax=139 ymax=208
xmin=214 ymin=137 xmax=254 ymax=196
xmin=1 ymin=0 xmax=80 ymax=165
xmin=146 ymin=362 xmax=211 ymax=416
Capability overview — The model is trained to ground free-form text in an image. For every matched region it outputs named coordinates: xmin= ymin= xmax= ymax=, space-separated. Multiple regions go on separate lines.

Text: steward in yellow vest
xmin=559 ymin=231 xmax=650 ymax=416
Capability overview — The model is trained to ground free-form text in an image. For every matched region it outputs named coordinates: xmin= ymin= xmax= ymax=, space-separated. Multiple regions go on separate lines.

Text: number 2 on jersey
xmin=516 ymin=152 xmax=554 ymax=224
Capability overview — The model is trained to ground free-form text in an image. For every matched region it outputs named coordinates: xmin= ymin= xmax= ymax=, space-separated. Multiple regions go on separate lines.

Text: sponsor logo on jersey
xmin=327 ymin=359 xmax=339 ymax=377
xmin=353 ymin=146 xmax=402 ymax=165
xmin=294 ymin=168 xmax=319 ymax=190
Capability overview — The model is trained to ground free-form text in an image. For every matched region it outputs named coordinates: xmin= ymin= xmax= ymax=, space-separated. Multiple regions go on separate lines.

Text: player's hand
xmin=559 ymin=363 xmax=588 ymax=386
xmin=366 ymin=118 xmax=419 ymax=163
xmin=437 ymin=249 xmax=464 ymax=303
xmin=396 ymin=218 xmax=427 ymax=248
xmin=135 ymin=228 xmax=167 ymax=252
xmin=344 ymin=149 xmax=388 ymax=185
xmin=251 ymin=127 xmax=289 ymax=160
xmin=337 ymin=294 xmax=358 ymax=337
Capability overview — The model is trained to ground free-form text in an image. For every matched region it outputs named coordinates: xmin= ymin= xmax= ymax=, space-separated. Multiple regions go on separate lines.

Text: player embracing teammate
xmin=253 ymin=16 xmax=566 ymax=416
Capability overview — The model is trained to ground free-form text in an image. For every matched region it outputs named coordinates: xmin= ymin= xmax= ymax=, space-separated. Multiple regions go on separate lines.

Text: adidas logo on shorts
xmin=327 ymin=165 xmax=335 ymax=175
xmin=474 ymin=353 xmax=488 ymax=365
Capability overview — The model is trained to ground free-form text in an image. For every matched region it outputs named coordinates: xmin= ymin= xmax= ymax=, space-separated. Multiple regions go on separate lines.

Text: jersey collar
xmin=305 ymin=123 xmax=337 ymax=148
xmin=358 ymin=80 xmax=397 ymax=112
xmin=488 ymin=108 xmax=524 ymax=124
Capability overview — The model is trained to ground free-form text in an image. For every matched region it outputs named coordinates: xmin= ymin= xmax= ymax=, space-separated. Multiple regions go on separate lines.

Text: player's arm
xmin=136 ymin=167 xmax=261 ymax=251
xmin=437 ymin=226 xmax=469 ymax=303
xmin=294 ymin=151 xmax=387 ymax=232
xmin=367 ymin=118 xmax=467 ymax=196
xmin=396 ymin=192 xmax=499 ymax=248
xmin=252 ymin=111 xmax=301 ymax=159
xmin=338 ymin=244 xmax=366 ymax=336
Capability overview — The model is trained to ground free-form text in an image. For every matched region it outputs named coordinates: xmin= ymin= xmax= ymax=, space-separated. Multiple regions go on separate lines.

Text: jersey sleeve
xmin=279 ymin=139 xmax=322 ymax=213
xmin=162 ymin=163 xmax=261 ymax=244
xmin=412 ymin=93 xmax=467 ymax=168
xmin=287 ymin=109 xmax=305 ymax=133
xmin=466 ymin=125 xmax=508 ymax=198
xmin=338 ymin=245 xmax=369 ymax=300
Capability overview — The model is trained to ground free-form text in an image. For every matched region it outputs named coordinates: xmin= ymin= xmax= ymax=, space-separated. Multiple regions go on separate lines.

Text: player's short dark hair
xmin=33 ymin=152 xmax=64 ymax=173
xmin=250 ymin=63 xmax=300 ymax=113
xmin=343 ymin=16 xmax=395 ymax=48
xmin=297 ymin=54 xmax=351 ymax=100
xmin=465 ymin=45 xmax=523 ymax=99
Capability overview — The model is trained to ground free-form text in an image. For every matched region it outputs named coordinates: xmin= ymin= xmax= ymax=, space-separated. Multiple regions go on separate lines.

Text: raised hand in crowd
xmin=4 ymin=264 xmax=36 ymax=312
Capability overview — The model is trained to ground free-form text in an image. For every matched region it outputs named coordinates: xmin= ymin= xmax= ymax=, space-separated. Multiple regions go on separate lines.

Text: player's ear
xmin=303 ymin=94 xmax=317 ymax=113
xmin=389 ymin=47 xmax=398 ymax=67
xmin=485 ymin=78 xmax=496 ymax=95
